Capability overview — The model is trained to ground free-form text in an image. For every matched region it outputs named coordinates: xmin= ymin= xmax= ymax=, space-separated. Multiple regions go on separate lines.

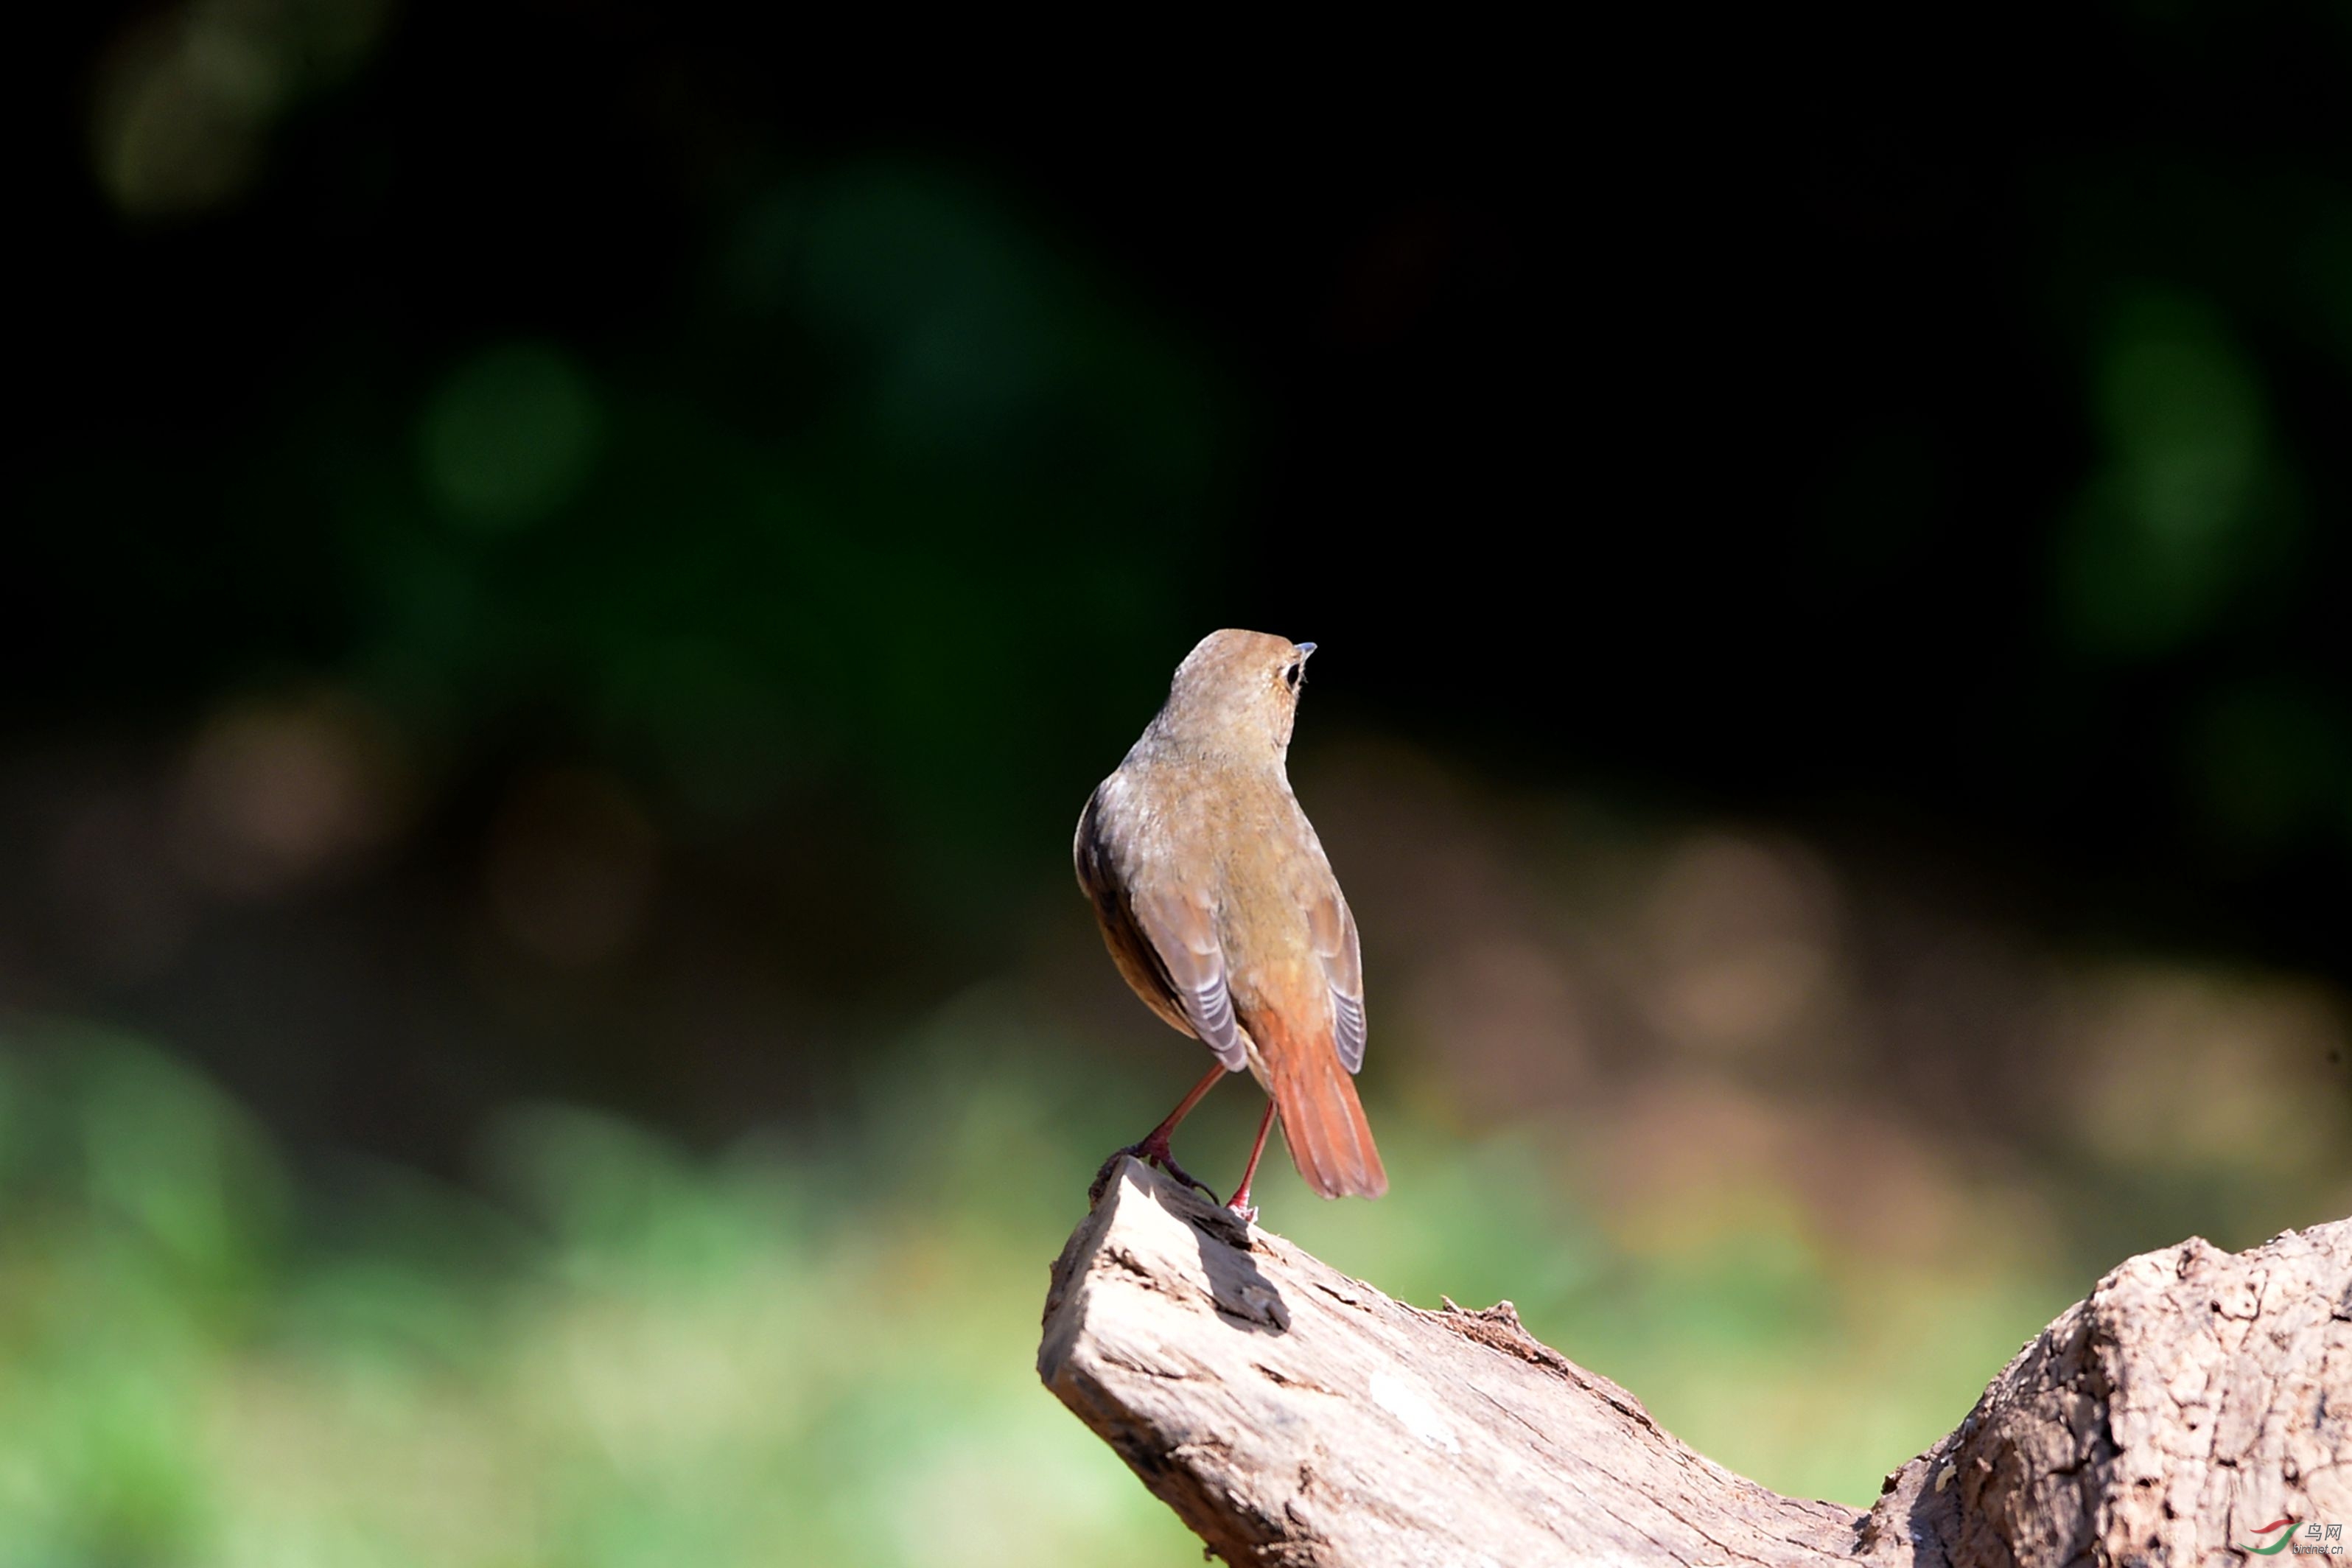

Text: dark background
xmin=4 ymin=4 xmax=2351 ymax=1557
xmin=21 ymin=9 xmax=2352 ymax=976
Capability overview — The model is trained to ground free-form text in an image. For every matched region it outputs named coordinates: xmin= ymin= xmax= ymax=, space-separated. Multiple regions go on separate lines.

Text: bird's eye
xmin=1282 ymin=662 xmax=1302 ymax=690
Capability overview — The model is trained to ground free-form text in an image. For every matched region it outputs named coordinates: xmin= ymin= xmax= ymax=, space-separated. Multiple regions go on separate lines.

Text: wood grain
xmin=1040 ymin=1158 xmax=2351 ymax=1567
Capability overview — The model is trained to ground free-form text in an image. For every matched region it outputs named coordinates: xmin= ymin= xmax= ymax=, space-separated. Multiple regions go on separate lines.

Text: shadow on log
xmin=1040 ymin=1157 xmax=2351 ymax=1567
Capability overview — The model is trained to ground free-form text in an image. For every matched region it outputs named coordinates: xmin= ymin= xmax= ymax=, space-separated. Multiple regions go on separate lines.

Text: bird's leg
xmin=1091 ymin=1063 xmax=1228 ymax=1205
xmin=1225 ymin=1099 xmax=1276 ymax=1224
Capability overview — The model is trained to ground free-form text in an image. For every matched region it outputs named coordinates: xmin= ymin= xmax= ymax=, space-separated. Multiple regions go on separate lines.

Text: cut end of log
xmin=1041 ymin=1157 xmax=2351 ymax=1567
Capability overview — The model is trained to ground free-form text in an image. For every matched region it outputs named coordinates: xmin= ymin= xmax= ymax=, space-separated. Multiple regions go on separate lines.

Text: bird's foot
xmin=1225 ymin=1197 xmax=1259 ymax=1226
xmin=1090 ymin=1133 xmax=1219 ymax=1207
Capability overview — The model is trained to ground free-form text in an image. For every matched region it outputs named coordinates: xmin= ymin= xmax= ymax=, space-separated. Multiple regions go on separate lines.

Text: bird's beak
xmin=1295 ymin=642 xmax=1317 ymax=660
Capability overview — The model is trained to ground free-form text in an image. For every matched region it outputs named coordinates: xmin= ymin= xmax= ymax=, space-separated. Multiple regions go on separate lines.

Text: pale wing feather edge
xmin=1312 ymin=888 xmax=1368 ymax=1074
xmin=1136 ymin=888 xmax=1250 ymax=1072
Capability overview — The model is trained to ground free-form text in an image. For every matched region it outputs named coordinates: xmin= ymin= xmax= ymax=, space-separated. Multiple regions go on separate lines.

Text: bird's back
xmin=1082 ymin=754 xmax=1384 ymax=1198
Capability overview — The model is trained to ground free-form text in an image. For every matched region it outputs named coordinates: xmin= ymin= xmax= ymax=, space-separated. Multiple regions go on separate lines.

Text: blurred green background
xmin=7 ymin=5 xmax=2352 ymax=1564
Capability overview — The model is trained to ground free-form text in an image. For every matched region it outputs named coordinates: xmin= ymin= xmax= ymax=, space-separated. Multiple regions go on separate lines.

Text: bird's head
xmin=1155 ymin=629 xmax=1318 ymax=756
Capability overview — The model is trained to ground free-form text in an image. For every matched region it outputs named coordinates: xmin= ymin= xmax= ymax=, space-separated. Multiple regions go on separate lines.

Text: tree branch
xmin=1039 ymin=1157 xmax=2351 ymax=1567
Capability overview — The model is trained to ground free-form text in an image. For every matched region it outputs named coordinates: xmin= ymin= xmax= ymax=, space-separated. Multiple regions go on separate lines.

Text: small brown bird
xmin=1076 ymin=629 xmax=1386 ymax=1216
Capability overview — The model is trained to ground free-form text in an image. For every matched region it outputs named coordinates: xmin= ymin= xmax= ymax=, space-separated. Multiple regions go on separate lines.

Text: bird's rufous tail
xmin=1255 ymin=1013 xmax=1387 ymax=1199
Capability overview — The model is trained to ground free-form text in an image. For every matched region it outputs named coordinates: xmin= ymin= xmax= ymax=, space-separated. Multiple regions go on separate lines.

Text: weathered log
xmin=1039 ymin=1156 xmax=2351 ymax=1567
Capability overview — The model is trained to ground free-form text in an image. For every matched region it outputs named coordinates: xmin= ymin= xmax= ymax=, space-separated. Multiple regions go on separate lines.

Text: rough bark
xmin=1040 ymin=1156 xmax=2351 ymax=1567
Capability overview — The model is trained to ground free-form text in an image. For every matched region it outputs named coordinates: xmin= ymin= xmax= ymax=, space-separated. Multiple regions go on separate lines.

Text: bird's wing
xmin=1309 ymin=887 xmax=1368 ymax=1074
xmin=1075 ymin=789 xmax=1248 ymax=1071
xmin=1129 ymin=886 xmax=1248 ymax=1071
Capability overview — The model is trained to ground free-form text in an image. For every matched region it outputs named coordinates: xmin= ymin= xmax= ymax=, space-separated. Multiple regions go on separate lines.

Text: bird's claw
xmin=1090 ymin=1137 xmax=1218 ymax=1208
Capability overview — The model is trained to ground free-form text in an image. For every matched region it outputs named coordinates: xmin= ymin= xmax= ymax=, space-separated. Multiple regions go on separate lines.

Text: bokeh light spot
xmin=2054 ymin=287 xmax=2290 ymax=659
xmin=419 ymin=343 xmax=602 ymax=528
xmin=175 ymin=690 xmax=405 ymax=897
xmin=483 ymin=771 xmax=659 ymax=969
xmin=790 ymin=169 xmax=1055 ymax=447
xmin=91 ymin=0 xmax=389 ymax=218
